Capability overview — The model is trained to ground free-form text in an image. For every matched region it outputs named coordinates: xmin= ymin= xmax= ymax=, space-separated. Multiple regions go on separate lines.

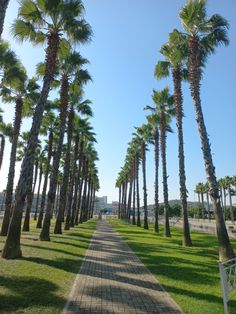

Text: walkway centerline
xmin=64 ymin=220 xmax=183 ymax=314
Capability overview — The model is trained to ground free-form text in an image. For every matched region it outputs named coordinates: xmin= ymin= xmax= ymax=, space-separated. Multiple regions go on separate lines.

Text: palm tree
xmin=179 ymin=0 xmax=234 ymax=261
xmin=134 ymin=123 xmax=153 ymax=230
xmin=155 ymin=29 xmax=192 ymax=246
xmin=0 ymin=60 xmax=39 ymax=236
xmin=0 ymin=0 xmax=10 ymax=37
xmin=152 ymin=87 xmax=174 ymax=237
xmin=146 ymin=113 xmax=160 ymax=233
xmin=195 ymin=182 xmax=206 ymax=219
xmin=2 ymin=0 xmax=92 ymax=258
xmin=53 ymin=55 xmax=91 ymax=234
xmin=64 ymin=97 xmax=93 ymax=230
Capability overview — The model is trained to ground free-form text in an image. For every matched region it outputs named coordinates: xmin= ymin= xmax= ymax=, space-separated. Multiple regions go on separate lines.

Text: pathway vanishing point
xmin=63 ymin=220 xmax=183 ymax=314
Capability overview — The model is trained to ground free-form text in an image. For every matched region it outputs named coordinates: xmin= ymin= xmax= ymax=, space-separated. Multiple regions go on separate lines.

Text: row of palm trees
xmin=195 ymin=175 xmax=236 ymax=221
xmin=0 ymin=0 xmax=99 ymax=259
xmin=116 ymin=0 xmax=234 ymax=262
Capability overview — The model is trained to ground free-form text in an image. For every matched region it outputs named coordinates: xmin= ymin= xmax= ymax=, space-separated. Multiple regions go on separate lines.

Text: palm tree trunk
xmin=75 ymin=171 xmax=84 ymax=225
xmin=201 ymin=193 xmax=205 ymax=219
xmin=36 ymin=129 xmax=53 ymax=228
xmin=0 ymin=0 xmax=9 ymax=36
xmin=228 ymin=185 xmax=234 ymax=223
xmin=154 ymin=127 xmax=159 ymax=233
xmin=127 ymin=177 xmax=133 ymax=223
xmin=173 ymin=68 xmax=192 ymax=245
xmin=34 ymin=164 xmax=43 ymax=220
xmin=120 ymin=183 xmax=124 ymax=220
xmin=0 ymin=133 xmax=5 ymax=169
xmin=1 ymin=96 xmax=23 ymax=236
xmin=80 ymin=171 xmax=88 ymax=223
xmin=91 ymin=189 xmax=96 ymax=218
xmin=188 ymin=35 xmax=234 ymax=261
xmin=132 ymin=161 xmax=136 ymax=225
xmin=160 ymin=112 xmax=171 ymax=237
xmin=136 ymin=158 xmax=141 ymax=227
xmin=40 ymin=73 xmax=68 ymax=241
xmin=123 ymin=179 xmax=128 ymax=220
xmin=65 ymin=170 xmax=74 ymax=230
xmin=54 ymin=105 xmax=74 ymax=234
xmin=70 ymin=170 xmax=79 ymax=227
xmin=142 ymin=142 xmax=148 ymax=230
xmin=118 ymin=186 xmax=121 ymax=219
xmin=22 ymin=159 xmax=38 ymax=232
xmin=206 ymin=192 xmax=211 ymax=221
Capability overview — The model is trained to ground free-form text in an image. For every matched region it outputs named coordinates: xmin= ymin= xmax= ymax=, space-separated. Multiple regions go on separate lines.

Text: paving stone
xmin=63 ymin=220 xmax=183 ymax=314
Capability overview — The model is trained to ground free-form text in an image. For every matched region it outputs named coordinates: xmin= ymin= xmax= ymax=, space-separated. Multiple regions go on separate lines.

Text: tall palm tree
xmin=195 ymin=182 xmax=206 ymax=219
xmin=155 ymin=29 xmax=192 ymax=246
xmin=2 ymin=0 xmax=92 ymax=259
xmin=134 ymin=123 xmax=153 ymax=230
xmin=53 ymin=56 xmax=91 ymax=234
xmin=179 ymin=0 xmax=234 ymax=261
xmin=64 ymin=97 xmax=93 ymax=230
xmin=146 ymin=113 xmax=160 ymax=233
xmin=151 ymin=87 xmax=174 ymax=237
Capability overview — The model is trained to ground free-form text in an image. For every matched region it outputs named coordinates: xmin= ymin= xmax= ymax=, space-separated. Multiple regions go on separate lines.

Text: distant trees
xmin=0 ymin=0 xmax=99 ymax=260
xmin=116 ymin=0 xmax=234 ymax=262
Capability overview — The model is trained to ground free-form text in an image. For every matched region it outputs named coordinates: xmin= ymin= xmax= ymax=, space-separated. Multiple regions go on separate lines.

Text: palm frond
xmin=154 ymin=60 xmax=170 ymax=79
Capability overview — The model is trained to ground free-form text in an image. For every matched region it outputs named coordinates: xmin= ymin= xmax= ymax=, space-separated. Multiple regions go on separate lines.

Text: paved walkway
xmin=63 ymin=220 xmax=183 ymax=314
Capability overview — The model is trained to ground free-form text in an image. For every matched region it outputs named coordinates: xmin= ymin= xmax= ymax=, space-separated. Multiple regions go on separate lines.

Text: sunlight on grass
xmin=0 ymin=219 xmax=97 ymax=314
xmin=110 ymin=218 xmax=236 ymax=314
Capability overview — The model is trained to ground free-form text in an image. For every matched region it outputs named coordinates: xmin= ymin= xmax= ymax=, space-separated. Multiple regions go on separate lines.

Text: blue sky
xmin=1 ymin=0 xmax=236 ymax=204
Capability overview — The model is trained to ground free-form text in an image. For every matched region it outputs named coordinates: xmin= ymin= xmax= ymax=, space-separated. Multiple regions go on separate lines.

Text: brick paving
xmin=63 ymin=220 xmax=183 ymax=314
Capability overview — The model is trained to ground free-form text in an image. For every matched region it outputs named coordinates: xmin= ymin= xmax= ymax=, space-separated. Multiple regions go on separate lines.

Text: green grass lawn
xmin=110 ymin=218 xmax=236 ymax=314
xmin=0 ymin=219 xmax=97 ymax=314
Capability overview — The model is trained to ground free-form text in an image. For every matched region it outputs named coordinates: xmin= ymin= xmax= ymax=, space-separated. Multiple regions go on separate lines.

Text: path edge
xmin=62 ymin=221 xmax=98 ymax=314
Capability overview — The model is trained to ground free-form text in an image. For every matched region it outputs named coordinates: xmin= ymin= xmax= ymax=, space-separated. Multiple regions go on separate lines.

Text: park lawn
xmin=110 ymin=218 xmax=236 ymax=314
xmin=0 ymin=218 xmax=97 ymax=314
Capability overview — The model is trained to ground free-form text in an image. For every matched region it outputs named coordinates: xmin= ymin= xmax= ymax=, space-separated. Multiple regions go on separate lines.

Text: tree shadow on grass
xmin=0 ymin=275 xmax=66 ymax=312
xmin=23 ymin=256 xmax=82 ymax=274
xmin=21 ymin=243 xmax=86 ymax=258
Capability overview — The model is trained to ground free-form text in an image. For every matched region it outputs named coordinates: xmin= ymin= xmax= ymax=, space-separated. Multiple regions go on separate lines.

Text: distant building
xmin=94 ymin=196 xmax=118 ymax=214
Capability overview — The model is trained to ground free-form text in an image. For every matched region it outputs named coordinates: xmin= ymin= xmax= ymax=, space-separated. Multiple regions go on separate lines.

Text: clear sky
xmin=1 ymin=0 xmax=236 ymax=205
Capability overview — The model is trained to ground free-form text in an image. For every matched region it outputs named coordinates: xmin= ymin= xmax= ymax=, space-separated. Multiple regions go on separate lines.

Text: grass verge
xmin=0 ymin=218 xmax=97 ymax=314
xmin=109 ymin=218 xmax=236 ymax=314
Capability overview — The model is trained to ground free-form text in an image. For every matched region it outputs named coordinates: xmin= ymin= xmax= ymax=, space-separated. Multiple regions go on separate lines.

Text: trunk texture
xmin=0 ymin=134 xmax=5 ymax=169
xmin=154 ymin=127 xmax=159 ymax=233
xmin=34 ymin=164 xmax=43 ymax=220
xmin=136 ymin=158 xmax=141 ymax=227
xmin=132 ymin=160 xmax=136 ymax=225
xmin=160 ymin=112 xmax=171 ymax=237
xmin=54 ymin=105 xmax=74 ymax=234
xmin=142 ymin=142 xmax=148 ymax=230
xmin=40 ymin=72 xmax=68 ymax=241
xmin=36 ymin=129 xmax=53 ymax=228
xmin=173 ymin=68 xmax=192 ymax=246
